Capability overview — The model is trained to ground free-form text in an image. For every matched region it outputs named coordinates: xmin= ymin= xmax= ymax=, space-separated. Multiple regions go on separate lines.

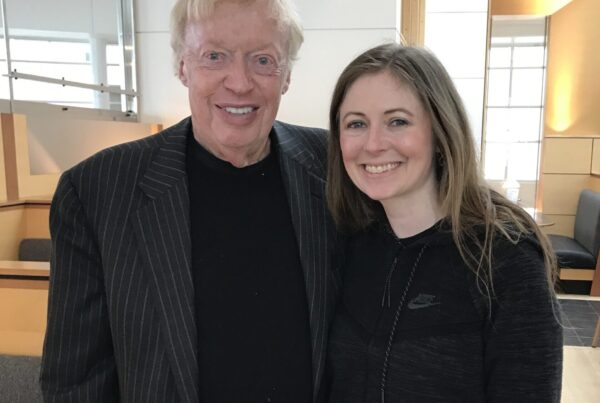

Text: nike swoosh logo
xmin=408 ymin=293 xmax=440 ymax=310
xmin=408 ymin=300 xmax=440 ymax=309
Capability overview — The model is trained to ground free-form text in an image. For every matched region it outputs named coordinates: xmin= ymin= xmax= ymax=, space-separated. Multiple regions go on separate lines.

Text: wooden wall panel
xmin=592 ymin=139 xmax=600 ymax=175
xmin=401 ymin=0 xmax=425 ymax=45
xmin=543 ymin=138 xmax=593 ymax=174
xmin=541 ymin=174 xmax=592 ymax=215
xmin=13 ymin=114 xmax=59 ymax=198
xmin=0 ymin=121 xmax=6 ymax=202
xmin=0 ymin=207 xmax=25 ymax=260
xmin=23 ymin=205 xmax=50 ymax=238
xmin=1 ymin=114 xmax=19 ymax=201
xmin=0 ymin=287 xmax=48 ymax=356
xmin=0 ymin=204 xmax=50 ymax=260
xmin=491 ymin=0 xmax=573 ymax=16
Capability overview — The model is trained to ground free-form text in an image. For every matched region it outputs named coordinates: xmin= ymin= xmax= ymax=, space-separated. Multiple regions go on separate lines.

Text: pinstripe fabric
xmin=41 ymin=117 xmax=339 ymax=402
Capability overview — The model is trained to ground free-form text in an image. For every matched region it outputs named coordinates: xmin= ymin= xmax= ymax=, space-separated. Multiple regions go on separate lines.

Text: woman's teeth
xmin=364 ymin=162 xmax=400 ymax=174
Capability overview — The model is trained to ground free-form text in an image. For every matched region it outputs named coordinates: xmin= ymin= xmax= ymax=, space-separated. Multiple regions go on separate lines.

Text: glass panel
xmin=0 ymin=32 xmax=9 ymax=100
xmin=514 ymin=35 xmax=545 ymax=45
xmin=485 ymin=108 xmax=510 ymax=142
xmin=513 ymin=46 xmax=545 ymax=67
xmin=2 ymin=0 xmax=135 ymax=113
xmin=12 ymin=78 xmax=95 ymax=107
xmin=489 ymin=47 xmax=511 ymax=68
xmin=424 ymin=13 xmax=487 ymax=78
xmin=106 ymin=44 xmax=124 ymax=88
xmin=487 ymin=69 xmax=510 ymax=106
xmin=506 ymin=143 xmax=539 ymax=181
xmin=490 ymin=37 xmax=512 ymax=45
xmin=10 ymin=39 xmax=90 ymax=64
xmin=484 ymin=143 xmax=508 ymax=180
xmin=11 ymin=61 xmax=93 ymax=83
xmin=0 ymin=60 xmax=9 ymax=100
xmin=506 ymin=108 xmax=542 ymax=142
xmin=510 ymin=68 xmax=544 ymax=106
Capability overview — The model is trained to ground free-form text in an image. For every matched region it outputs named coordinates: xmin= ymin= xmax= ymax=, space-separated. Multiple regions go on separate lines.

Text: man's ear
xmin=178 ymin=59 xmax=189 ymax=87
xmin=281 ymin=70 xmax=291 ymax=94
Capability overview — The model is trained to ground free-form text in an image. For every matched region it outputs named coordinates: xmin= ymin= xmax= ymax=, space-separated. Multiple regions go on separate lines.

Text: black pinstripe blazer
xmin=40 ymin=118 xmax=339 ymax=402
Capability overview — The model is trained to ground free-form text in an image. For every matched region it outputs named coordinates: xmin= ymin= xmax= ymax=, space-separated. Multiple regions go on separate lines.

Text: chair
xmin=548 ymin=189 xmax=600 ymax=296
xmin=18 ymin=238 xmax=52 ymax=262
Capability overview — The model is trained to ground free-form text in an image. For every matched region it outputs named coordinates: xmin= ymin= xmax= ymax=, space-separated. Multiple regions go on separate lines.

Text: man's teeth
xmin=224 ymin=106 xmax=254 ymax=115
xmin=364 ymin=162 xmax=400 ymax=174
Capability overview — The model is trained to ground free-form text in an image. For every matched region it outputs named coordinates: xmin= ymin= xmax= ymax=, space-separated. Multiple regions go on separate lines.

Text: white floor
xmin=560 ymin=294 xmax=600 ymax=402
xmin=562 ymin=346 xmax=600 ymax=402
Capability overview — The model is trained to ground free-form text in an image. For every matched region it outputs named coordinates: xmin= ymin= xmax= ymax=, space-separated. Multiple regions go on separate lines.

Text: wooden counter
xmin=0 ymin=260 xmax=49 ymax=356
xmin=0 ymin=260 xmax=49 ymax=290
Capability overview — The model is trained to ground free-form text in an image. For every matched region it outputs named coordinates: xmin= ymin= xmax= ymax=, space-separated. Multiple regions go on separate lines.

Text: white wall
xmin=6 ymin=0 xmax=119 ymax=37
xmin=134 ymin=0 xmax=400 ymax=129
xmin=424 ymin=0 xmax=488 ymax=148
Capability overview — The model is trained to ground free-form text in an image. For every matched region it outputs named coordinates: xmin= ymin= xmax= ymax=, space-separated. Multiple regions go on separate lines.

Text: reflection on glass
xmin=0 ymin=34 xmax=8 ymax=100
xmin=489 ymin=47 xmax=511 ymax=68
xmin=505 ymin=108 xmax=543 ymax=142
xmin=513 ymin=46 xmax=545 ymax=67
xmin=0 ymin=0 xmax=135 ymax=114
xmin=483 ymin=16 xmax=547 ymax=208
xmin=486 ymin=108 xmax=542 ymax=143
xmin=487 ymin=69 xmax=510 ymax=106
xmin=514 ymin=35 xmax=545 ymax=44
xmin=506 ymin=143 xmax=539 ymax=181
xmin=511 ymin=69 xmax=544 ymax=106
xmin=484 ymin=143 xmax=509 ymax=180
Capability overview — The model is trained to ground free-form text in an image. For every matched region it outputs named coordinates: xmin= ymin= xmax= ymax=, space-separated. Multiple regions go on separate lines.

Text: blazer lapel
xmin=132 ymin=119 xmax=199 ymax=402
xmin=275 ymin=122 xmax=333 ymax=401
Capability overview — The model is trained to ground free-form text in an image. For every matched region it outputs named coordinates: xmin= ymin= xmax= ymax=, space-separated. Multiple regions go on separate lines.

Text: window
xmin=0 ymin=0 xmax=136 ymax=119
xmin=483 ymin=18 xmax=548 ymax=206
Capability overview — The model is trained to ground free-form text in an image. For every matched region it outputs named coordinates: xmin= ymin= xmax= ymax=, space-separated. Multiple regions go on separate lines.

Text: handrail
xmin=6 ymin=70 xmax=137 ymax=97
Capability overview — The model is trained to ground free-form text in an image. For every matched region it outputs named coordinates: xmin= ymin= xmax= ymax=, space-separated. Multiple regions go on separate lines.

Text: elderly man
xmin=40 ymin=0 xmax=338 ymax=402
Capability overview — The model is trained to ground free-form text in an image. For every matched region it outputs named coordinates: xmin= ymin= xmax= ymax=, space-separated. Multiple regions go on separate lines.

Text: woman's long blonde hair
xmin=326 ymin=44 xmax=557 ymax=297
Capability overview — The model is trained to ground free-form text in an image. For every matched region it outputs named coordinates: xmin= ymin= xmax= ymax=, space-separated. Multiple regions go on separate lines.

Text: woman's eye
xmin=390 ymin=118 xmax=408 ymax=127
xmin=346 ymin=121 xmax=366 ymax=129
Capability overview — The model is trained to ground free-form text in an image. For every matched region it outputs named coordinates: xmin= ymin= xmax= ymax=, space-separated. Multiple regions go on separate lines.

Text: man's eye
xmin=207 ymin=52 xmax=222 ymax=61
xmin=256 ymin=55 xmax=275 ymax=66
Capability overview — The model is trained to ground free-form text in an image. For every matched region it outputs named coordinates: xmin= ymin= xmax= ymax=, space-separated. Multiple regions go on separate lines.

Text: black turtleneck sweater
xmin=186 ymin=133 xmax=313 ymax=403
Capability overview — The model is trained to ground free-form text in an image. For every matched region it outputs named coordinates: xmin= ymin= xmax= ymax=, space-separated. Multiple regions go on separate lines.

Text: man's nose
xmin=223 ymin=58 xmax=254 ymax=93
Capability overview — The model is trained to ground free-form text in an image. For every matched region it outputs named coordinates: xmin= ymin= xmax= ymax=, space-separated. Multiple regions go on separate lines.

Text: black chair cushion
xmin=574 ymin=189 xmax=600 ymax=257
xmin=549 ymin=234 xmax=595 ymax=269
xmin=18 ymin=238 xmax=52 ymax=262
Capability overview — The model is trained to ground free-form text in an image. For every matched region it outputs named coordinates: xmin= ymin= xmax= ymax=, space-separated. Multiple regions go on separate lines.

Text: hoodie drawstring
xmin=380 ymin=243 xmax=429 ymax=403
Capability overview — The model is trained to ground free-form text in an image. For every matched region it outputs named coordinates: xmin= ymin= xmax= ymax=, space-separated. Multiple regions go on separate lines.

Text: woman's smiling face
xmin=339 ymin=70 xmax=437 ymax=206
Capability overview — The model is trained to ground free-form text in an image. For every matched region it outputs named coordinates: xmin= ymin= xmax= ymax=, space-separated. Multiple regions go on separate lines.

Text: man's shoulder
xmin=274 ymin=120 xmax=327 ymax=147
xmin=273 ymin=120 xmax=328 ymax=173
